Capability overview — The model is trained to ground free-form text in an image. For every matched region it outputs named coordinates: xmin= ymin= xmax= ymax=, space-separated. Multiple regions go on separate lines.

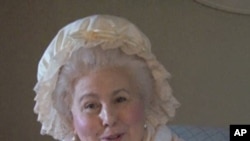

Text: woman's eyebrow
xmin=112 ymin=88 xmax=130 ymax=96
xmin=78 ymin=93 xmax=98 ymax=103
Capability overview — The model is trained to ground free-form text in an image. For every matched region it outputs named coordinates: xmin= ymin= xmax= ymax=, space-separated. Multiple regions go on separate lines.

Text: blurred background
xmin=0 ymin=0 xmax=249 ymax=140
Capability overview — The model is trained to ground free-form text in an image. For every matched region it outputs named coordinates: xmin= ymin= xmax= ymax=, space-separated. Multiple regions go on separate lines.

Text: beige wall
xmin=0 ymin=0 xmax=249 ymax=140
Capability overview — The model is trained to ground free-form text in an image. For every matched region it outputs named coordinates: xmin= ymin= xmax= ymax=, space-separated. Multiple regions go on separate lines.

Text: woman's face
xmin=71 ymin=67 xmax=146 ymax=141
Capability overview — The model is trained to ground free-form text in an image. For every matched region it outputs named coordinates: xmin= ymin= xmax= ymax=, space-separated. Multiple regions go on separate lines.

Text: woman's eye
xmin=85 ymin=103 xmax=99 ymax=110
xmin=116 ymin=97 xmax=127 ymax=103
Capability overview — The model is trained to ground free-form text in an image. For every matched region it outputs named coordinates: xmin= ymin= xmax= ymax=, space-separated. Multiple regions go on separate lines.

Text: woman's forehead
xmin=73 ymin=67 xmax=135 ymax=98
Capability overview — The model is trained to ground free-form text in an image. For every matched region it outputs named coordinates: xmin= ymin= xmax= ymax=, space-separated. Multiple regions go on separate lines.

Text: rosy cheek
xmin=73 ymin=115 xmax=99 ymax=138
xmin=123 ymin=102 xmax=145 ymax=124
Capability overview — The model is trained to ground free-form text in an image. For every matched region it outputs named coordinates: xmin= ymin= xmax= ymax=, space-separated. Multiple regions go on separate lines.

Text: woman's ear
xmin=72 ymin=126 xmax=80 ymax=141
xmin=71 ymin=132 xmax=78 ymax=141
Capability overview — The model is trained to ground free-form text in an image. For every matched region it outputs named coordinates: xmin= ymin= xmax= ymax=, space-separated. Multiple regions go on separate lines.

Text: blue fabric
xmin=169 ymin=125 xmax=229 ymax=141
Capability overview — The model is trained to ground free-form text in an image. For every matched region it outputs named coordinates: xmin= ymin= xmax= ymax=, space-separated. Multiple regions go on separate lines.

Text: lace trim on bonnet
xmin=33 ymin=15 xmax=180 ymax=141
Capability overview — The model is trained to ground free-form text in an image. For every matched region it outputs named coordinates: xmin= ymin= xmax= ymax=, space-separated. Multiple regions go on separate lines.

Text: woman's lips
xmin=101 ymin=133 xmax=124 ymax=141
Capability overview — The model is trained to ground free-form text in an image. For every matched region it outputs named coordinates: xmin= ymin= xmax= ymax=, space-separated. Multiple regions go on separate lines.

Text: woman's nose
xmin=99 ymin=105 xmax=117 ymax=127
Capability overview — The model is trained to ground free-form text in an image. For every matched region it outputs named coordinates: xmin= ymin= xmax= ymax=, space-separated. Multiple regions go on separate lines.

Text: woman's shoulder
xmin=154 ymin=125 xmax=184 ymax=141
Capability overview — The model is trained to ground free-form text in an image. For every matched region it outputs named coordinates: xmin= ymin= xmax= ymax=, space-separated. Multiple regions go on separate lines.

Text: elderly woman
xmin=34 ymin=15 xmax=182 ymax=141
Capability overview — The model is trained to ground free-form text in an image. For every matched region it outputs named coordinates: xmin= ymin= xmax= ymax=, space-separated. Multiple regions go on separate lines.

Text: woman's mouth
xmin=101 ymin=133 xmax=124 ymax=141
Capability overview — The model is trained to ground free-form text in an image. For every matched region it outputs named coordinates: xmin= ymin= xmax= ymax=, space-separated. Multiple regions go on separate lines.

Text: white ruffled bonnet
xmin=33 ymin=15 xmax=180 ymax=141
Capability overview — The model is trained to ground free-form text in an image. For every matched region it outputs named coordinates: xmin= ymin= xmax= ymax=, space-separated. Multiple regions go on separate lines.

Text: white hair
xmin=52 ymin=46 xmax=154 ymax=129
